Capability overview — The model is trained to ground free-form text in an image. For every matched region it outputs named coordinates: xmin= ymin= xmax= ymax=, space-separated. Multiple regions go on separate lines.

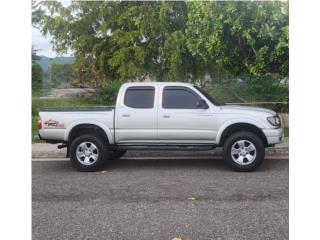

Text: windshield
xmin=194 ymin=86 xmax=224 ymax=106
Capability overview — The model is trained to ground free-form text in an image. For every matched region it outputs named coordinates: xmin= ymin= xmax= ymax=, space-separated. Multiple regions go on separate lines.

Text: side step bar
xmin=110 ymin=144 xmax=216 ymax=151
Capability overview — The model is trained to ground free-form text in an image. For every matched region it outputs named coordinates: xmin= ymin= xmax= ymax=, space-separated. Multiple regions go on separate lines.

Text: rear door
xmin=158 ymin=86 xmax=215 ymax=143
xmin=116 ymin=86 xmax=157 ymax=143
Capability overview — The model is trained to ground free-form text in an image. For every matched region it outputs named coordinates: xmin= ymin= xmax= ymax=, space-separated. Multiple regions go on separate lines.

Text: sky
xmin=32 ymin=0 xmax=71 ymax=58
xmin=32 ymin=27 xmax=58 ymax=57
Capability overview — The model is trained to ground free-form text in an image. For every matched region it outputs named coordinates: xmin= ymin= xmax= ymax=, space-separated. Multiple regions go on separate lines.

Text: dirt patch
xmin=39 ymin=88 xmax=96 ymax=99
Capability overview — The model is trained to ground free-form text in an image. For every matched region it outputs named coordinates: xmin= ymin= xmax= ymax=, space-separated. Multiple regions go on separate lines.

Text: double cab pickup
xmin=38 ymin=82 xmax=283 ymax=172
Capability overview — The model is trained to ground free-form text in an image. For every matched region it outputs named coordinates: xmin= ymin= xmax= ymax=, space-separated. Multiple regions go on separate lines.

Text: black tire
xmin=223 ymin=131 xmax=265 ymax=172
xmin=108 ymin=150 xmax=127 ymax=159
xmin=69 ymin=134 xmax=108 ymax=172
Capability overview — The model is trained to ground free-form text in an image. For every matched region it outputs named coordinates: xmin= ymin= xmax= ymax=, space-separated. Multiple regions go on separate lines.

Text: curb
xmin=32 ymin=155 xmax=289 ymax=161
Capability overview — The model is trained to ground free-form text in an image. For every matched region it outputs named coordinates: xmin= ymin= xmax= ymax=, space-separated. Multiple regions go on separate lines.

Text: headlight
xmin=267 ymin=115 xmax=281 ymax=127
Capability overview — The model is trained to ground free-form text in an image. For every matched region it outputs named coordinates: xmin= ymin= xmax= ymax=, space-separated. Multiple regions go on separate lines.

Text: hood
xmin=219 ymin=105 xmax=276 ymax=116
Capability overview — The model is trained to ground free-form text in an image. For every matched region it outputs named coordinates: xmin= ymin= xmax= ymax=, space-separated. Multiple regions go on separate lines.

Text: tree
xmin=32 ymin=47 xmax=43 ymax=90
xmin=32 ymin=63 xmax=43 ymax=90
xmin=32 ymin=1 xmax=289 ymax=88
xmin=32 ymin=47 xmax=40 ymax=63
xmin=185 ymin=1 xmax=289 ymax=76
xmin=32 ymin=1 xmax=200 ymax=84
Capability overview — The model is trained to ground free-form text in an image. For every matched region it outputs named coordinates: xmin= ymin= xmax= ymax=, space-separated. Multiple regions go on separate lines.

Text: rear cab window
xmin=124 ymin=86 xmax=155 ymax=108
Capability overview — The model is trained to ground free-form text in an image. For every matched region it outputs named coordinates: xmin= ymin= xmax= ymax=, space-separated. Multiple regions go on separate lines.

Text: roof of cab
xmin=121 ymin=82 xmax=193 ymax=87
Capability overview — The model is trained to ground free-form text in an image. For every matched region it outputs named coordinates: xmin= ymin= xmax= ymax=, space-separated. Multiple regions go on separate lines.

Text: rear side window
xmin=162 ymin=87 xmax=200 ymax=109
xmin=124 ymin=86 xmax=155 ymax=108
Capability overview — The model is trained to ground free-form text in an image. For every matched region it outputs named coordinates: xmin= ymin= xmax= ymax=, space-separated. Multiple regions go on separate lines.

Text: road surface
xmin=32 ymin=157 xmax=288 ymax=240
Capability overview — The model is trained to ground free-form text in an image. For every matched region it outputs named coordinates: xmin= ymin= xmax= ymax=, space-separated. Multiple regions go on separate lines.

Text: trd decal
xmin=44 ymin=119 xmax=65 ymax=128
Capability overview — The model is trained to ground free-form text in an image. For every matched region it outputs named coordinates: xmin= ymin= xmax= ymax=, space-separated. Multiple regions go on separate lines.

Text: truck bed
xmin=39 ymin=106 xmax=115 ymax=143
xmin=41 ymin=106 xmax=114 ymax=112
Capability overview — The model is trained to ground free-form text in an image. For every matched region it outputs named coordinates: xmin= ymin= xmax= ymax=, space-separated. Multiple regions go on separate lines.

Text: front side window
xmin=162 ymin=87 xmax=201 ymax=109
xmin=124 ymin=87 xmax=155 ymax=108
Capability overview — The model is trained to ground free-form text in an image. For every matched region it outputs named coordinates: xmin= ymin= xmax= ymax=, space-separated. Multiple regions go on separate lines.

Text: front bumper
xmin=262 ymin=127 xmax=284 ymax=145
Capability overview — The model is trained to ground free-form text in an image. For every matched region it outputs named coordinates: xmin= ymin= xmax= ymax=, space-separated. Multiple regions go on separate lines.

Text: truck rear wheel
xmin=223 ymin=131 xmax=265 ymax=171
xmin=69 ymin=134 xmax=108 ymax=172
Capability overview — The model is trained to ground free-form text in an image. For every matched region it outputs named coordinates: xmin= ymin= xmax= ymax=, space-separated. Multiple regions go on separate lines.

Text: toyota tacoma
xmin=38 ymin=82 xmax=283 ymax=172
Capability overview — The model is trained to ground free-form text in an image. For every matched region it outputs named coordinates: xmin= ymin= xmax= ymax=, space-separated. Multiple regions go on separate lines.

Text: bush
xmin=32 ymin=63 xmax=43 ymax=90
xmin=232 ymin=102 xmax=289 ymax=113
xmin=93 ymin=81 xmax=124 ymax=105
xmin=244 ymin=74 xmax=288 ymax=102
xmin=256 ymin=102 xmax=289 ymax=113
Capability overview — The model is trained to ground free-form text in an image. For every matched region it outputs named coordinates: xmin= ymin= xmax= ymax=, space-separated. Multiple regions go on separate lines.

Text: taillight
xmin=37 ymin=117 xmax=42 ymax=129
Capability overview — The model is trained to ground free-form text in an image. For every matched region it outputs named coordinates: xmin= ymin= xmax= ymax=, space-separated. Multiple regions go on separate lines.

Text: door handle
xmin=163 ymin=114 xmax=170 ymax=118
xmin=122 ymin=114 xmax=130 ymax=117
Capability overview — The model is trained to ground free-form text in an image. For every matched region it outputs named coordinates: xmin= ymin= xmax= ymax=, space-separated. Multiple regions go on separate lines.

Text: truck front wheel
xmin=69 ymin=134 xmax=108 ymax=172
xmin=223 ymin=131 xmax=265 ymax=171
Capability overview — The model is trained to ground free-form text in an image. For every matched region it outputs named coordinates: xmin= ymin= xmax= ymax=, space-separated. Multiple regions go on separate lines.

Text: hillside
xmin=36 ymin=56 xmax=75 ymax=72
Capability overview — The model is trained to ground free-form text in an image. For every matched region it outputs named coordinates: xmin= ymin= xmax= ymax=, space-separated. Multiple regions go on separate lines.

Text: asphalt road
xmin=32 ymin=158 xmax=288 ymax=240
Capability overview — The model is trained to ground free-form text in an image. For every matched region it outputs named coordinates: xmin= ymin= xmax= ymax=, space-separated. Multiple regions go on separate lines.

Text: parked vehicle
xmin=38 ymin=82 xmax=283 ymax=172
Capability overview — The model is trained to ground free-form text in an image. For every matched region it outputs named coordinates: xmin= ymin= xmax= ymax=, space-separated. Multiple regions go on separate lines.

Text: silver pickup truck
xmin=38 ymin=82 xmax=283 ymax=172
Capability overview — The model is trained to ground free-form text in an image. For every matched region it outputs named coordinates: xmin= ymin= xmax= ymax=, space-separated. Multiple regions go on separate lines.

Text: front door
xmin=157 ymin=86 xmax=216 ymax=143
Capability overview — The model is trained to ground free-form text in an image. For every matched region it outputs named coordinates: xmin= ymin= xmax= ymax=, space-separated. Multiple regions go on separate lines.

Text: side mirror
xmin=197 ymin=99 xmax=209 ymax=109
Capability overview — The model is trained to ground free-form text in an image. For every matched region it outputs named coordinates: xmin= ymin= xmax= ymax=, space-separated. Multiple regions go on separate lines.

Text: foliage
xmin=48 ymin=63 xmax=75 ymax=87
xmin=186 ymin=1 xmax=289 ymax=76
xmin=32 ymin=64 xmax=43 ymax=90
xmin=32 ymin=47 xmax=40 ymax=63
xmin=93 ymin=81 xmax=124 ymax=105
xmin=32 ymin=47 xmax=43 ymax=90
xmin=36 ymin=56 xmax=75 ymax=72
xmin=203 ymin=74 xmax=289 ymax=112
xmin=244 ymin=74 xmax=289 ymax=102
xmin=32 ymin=1 xmax=289 ymax=101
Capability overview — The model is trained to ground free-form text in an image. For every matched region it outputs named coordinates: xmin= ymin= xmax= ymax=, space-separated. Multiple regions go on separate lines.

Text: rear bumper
xmin=38 ymin=133 xmax=65 ymax=144
xmin=262 ymin=127 xmax=284 ymax=145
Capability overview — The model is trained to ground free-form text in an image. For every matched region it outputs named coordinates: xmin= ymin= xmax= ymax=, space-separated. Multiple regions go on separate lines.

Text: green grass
xmin=32 ymin=96 xmax=103 ymax=115
xmin=32 ymin=115 xmax=39 ymax=142
xmin=32 ymin=89 xmax=51 ymax=98
xmin=284 ymin=127 xmax=289 ymax=138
